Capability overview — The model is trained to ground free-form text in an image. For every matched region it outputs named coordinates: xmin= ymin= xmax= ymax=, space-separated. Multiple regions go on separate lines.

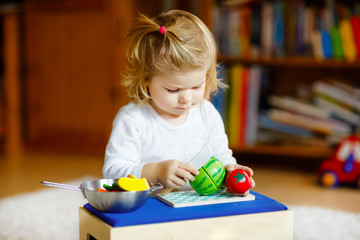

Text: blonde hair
xmin=122 ymin=9 xmax=222 ymax=106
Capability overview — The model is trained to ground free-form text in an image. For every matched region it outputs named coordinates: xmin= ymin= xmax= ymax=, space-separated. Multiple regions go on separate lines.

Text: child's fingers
xmin=225 ymin=164 xmax=236 ymax=172
xmin=233 ymin=165 xmax=254 ymax=176
xmin=240 ymin=166 xmax=254 ymax=176
xmin=250 ymin=177 xmax=256 ymax=188
xmin=225 ymin=164 xmax=254 ymax=177
xmin=176 ymin=167 xmax=196 ymax=182
xmin=242 ymin=190 xmax=250 ymax=197
xmin=179 ymin=161 xmax=200 ymax=176
xmin=169 ymin=177 xmax=187 ymax=188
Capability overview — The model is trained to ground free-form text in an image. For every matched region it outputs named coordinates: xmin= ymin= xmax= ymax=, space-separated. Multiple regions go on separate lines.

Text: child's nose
xmin=179 ymin=91 xmax=191 ymax=104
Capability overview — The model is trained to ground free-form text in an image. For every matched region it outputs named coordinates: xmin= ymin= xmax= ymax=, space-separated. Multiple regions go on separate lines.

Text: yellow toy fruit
xmin=127 ymin=174 xmax=138 ymax=179
xmin=117 ymin=177 xmax=150 ymax=191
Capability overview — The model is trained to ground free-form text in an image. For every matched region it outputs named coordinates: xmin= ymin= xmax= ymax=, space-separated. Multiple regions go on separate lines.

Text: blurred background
xmin=1 ymin=0 xmax=360 ymax=212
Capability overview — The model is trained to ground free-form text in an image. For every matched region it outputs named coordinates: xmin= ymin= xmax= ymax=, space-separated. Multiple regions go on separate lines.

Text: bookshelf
xmin=210 ymin=0 xmax=360 ymax=159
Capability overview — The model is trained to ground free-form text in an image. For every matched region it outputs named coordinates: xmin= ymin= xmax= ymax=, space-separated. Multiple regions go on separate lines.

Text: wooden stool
xmin=79 ymin=191 xmax=293 ymax=240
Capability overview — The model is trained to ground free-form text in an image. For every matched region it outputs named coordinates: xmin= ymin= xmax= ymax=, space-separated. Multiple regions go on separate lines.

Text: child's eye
xmin=192 ymin=82 xmax=204 ymax=90
xmin=166 ymin=88 xmax=179 ymax=93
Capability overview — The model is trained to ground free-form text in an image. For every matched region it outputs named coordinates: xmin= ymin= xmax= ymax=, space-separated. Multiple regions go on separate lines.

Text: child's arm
xmin=141 ymin=160 xmax=199 ymax=188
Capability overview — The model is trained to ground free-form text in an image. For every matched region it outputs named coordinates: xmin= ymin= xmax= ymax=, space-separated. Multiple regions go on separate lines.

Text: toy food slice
xmin=102 ymin=183 xmax=123 ymax=192
xmin=103 ymin=184 xmax=113 ymax=191
xmin=127 ymin=174 xmax=138 ymax=179
xmin=97 ymin=188 xmax=109 ymax=192
xmin=117 ymin=177 xmax=150 ymax=191
xmin=111 ymin=183 xmax=123 ymax=191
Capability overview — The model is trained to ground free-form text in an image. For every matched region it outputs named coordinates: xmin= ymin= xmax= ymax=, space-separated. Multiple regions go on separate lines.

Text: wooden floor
xmin=1 ymin=151 xmax=360 ymax=213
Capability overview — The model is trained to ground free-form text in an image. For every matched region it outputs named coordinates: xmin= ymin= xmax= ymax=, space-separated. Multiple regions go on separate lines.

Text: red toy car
xmin=318 ymin=135 xmax=360 ymax=188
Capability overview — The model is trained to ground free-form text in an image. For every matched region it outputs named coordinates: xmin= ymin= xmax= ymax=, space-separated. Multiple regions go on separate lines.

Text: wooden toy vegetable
xmin=103 ymin=184 xmax=113 ymax=191
xmin=97 ymin=188 xmax=109 ymax=192
xmin=97 ymin=175 xmax=150 ymax=192
xmin=117 ymin=177 xmax=150 ymax=191
xmin=190 ymin=157 xmax=226 ymax=195
xmin=225 ymin=169 xmax=251 ymax=194
xmin=102 ymin=183 xmax=123 ymax=192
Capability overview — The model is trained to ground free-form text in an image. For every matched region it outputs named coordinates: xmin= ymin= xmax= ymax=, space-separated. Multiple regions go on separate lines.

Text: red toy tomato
xmin=226 ymin=169 xmax=251 ymax=194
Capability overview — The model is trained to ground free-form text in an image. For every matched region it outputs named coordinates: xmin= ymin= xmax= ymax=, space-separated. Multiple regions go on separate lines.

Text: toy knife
xmin=187 ymin=145 xmax=211 ymax=170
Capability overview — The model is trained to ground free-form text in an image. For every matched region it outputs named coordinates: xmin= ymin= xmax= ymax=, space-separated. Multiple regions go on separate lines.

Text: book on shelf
xmin=240 ymin=67 xmax=249 ymax=145
xmin=268 ymin=95 xmax=330 ymax=119
xmin=227 ymin=64 xmax=242 ymax=146
xmin=261 ymin=1 xmax=273 ymax=57
xmin=313 ymin=80 xmax=360 ymax=114
xmin=311 ymin=30 xmax=324 ymax=60
xmin=258 ymin=112 xmax=316 ymax=139
xmin=339 ymin=19 xmax=357 ymax=62
xmin=303 ymin=4 xmax=315 ymax=56
xmin=330 ymin=25 xmax=344 ymax=59
xmin=314 ymin=97 xmax=360 ymax=125
xmin=351 ymin=15 xmax=360 ymax=60
xmin=321 ymin=29 xmax=333 ymax=59
xmin=246 ymin=66 xmax=261 ymax=145
xmin=273 ymin=0 xmax=284 ymax=57
xmin=227 ymin=65 xmax=249 ymax=146
xmin=330 ymin=80 xmax=360 ymax=97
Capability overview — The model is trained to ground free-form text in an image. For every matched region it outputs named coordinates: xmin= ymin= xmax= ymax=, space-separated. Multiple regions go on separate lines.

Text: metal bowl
xmin=41 ymin=179 xmax=163 ymax=213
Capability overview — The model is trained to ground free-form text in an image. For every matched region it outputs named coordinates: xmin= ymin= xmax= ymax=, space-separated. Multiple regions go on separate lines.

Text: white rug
xmin=0 ymin=176 xmax=359 ymax=240
xmin=289 ymin=205 xmax=360 ymax=240
xmin=0 ymin=176 xmax=91 ymax=240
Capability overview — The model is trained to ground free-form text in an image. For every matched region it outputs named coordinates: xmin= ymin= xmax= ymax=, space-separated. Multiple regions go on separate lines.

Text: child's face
xmin=147 ymin=67 xmax=207 ymax=123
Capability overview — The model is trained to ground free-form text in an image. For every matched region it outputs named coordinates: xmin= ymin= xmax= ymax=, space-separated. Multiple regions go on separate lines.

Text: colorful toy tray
xmin=156 ymin=188 xmax=255 ymax=208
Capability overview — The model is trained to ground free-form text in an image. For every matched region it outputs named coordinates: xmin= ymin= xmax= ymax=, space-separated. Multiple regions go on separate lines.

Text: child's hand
xmin=157 ymin=160 xmax=200 ymax=188
xmin=143 ymin=160 xmax=199 ymax=188
xmin=225 ymin=164 xmax=256 ymax=196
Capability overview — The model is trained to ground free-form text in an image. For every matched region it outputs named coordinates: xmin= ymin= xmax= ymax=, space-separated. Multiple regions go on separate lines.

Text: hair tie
xmin=159 ymin=26 xmax=166 ymax=35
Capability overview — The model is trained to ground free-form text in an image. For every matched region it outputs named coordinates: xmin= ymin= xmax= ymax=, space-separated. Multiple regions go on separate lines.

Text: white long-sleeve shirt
xmin=103 ymin=99 xmax=236 ymax=182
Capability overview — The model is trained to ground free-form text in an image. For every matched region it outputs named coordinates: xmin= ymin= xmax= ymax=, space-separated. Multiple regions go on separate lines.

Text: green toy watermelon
xmin=190 ymin=157 xmax=226 ymax=195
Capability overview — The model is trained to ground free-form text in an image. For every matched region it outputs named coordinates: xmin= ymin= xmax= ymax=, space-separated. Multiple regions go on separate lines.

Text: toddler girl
xmin=103 ymin=10 xmax=255 ymax=194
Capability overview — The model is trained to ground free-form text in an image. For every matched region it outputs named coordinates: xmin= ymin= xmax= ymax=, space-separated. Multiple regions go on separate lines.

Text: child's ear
xmin=144 ymin=78 xmax=151 ymax=97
